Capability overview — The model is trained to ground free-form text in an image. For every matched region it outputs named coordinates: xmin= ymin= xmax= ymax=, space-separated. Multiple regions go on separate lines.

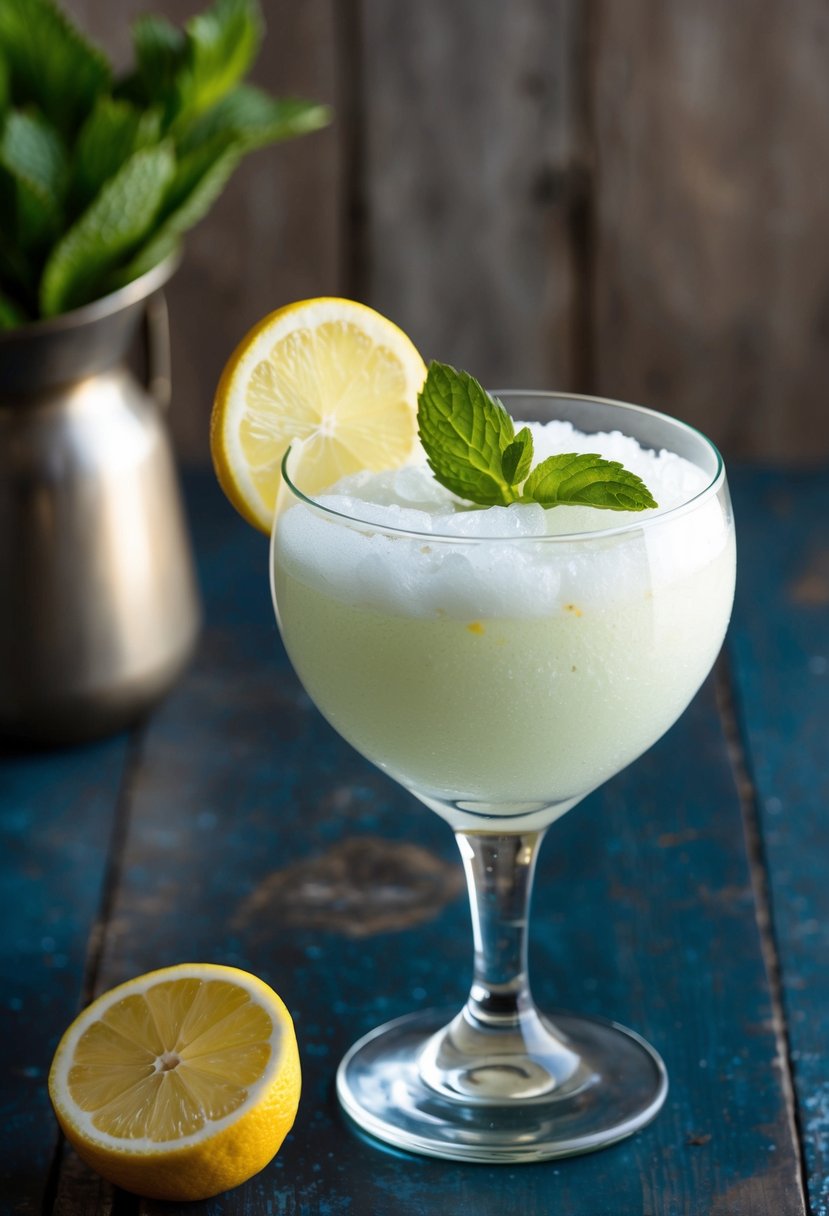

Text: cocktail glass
xmin=270 ymin=392 xmax=736 ymax=1162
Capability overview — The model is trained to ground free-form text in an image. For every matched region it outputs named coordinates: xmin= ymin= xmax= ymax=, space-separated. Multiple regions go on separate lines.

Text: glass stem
xmin=418 ymin=826 xmax=581 ymax=1100
xmin=456 ymin=829 xmax=545 ymax=1025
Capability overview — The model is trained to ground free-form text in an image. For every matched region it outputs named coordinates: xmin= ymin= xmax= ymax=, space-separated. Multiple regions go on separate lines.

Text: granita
xmin=273 ymin=418 xmax=736 ymax=833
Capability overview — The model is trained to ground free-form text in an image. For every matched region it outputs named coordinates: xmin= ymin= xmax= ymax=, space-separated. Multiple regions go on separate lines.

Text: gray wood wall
xmin=70 ymin=0 xmax=829 ymax=464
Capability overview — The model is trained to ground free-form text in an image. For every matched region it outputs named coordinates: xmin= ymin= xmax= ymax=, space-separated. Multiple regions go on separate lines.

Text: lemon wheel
xmin=211 ymin=297 xmax=427 ymax=532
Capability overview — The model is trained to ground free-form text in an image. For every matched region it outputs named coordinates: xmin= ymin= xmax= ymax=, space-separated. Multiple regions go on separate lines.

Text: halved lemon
xmin=48 ymin=964 xmax=300 ymax=1202
xmin=211 ymin=297 xmax=427 ymax=532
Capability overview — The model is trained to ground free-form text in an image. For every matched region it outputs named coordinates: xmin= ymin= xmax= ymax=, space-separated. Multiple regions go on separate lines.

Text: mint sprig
xmin=417 ymin=361 xmax=659 ymax=513
xmin=0 ymin=0 xmax=331 ymax=326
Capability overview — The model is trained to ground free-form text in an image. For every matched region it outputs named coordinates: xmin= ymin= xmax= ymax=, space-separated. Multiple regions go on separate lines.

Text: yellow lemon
xmin=210 ymin=296 xmax=427 ymax=532
xmin=48 ymin=964 xmax=300 ymax=1202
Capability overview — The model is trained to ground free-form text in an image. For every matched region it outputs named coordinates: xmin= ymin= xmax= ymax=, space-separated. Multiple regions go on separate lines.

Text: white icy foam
xmin=276 ymin=421 xmax=729 ymax=618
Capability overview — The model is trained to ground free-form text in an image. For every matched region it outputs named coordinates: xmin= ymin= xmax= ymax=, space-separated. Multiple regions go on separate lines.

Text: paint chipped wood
xmin=233 ymin=836 xmax=465 ymax=937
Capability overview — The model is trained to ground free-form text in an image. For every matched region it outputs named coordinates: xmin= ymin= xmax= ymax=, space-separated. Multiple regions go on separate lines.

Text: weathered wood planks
xmin=60 ymin=2 xmax=829 ymax=462
xmin=590 ymin=0 xmax=829 ymax=462
xmin=0 ymin=736 xmax=131 ymax=1216
xmin=358 ymin=0 xmax=586 ymax=394
xmin=728 ymin=467 xmax=829 ymax=1216
xmin=39 ymin=472 xmax=807 ymax=1214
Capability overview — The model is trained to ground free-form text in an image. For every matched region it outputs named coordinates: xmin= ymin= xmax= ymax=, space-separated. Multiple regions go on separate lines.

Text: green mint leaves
xmin=417 ymin=362 xmax=659 ymax=513
xmin=521 ymin=452 xmax=658 ymax=510
xmin=0 ymin=0 xmax=331 ymax=325
xmin=416 ymin=364 xmax=520 ymax=507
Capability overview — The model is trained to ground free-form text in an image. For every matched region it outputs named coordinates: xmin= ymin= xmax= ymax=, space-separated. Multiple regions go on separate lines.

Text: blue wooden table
xmin=3 ymin=468 xmax=827 ymax=1216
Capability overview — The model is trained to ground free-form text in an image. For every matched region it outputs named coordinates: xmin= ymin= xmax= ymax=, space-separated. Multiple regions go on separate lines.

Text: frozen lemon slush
xmin=273 ymin=419 xmax=735 ymax=832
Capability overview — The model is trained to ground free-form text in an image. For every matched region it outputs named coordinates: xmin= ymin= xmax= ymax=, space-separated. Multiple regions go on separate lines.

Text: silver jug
xmin=0 ymin=256 xmax=201 ymax=744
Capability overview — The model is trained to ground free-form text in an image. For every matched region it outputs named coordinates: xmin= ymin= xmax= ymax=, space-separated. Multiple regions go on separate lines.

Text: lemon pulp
xmin=49 ymin=963 xmax=300 ymax=1202
xmin=67 ymin=977 xmax=273 ymax=1141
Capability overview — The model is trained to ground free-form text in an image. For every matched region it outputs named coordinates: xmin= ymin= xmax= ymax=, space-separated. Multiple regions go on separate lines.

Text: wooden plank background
xmin=67 ymin=0 xmax=829 ymax=462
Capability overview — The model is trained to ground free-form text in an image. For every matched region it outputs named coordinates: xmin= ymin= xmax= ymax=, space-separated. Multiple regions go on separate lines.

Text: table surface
xmin=3 ymin=467 xmax=828 ymax=1216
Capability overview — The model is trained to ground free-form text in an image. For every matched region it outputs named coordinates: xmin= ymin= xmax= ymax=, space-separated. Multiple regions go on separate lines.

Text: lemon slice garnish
xmin=211 ymin=297 xmax=427 ymax=532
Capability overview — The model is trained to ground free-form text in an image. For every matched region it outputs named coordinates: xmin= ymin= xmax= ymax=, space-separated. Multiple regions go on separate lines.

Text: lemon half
xmin=48 ymin=964 xmax=300 ymax=1202
xmin=211 ymin=297 xmax=427 ymax=532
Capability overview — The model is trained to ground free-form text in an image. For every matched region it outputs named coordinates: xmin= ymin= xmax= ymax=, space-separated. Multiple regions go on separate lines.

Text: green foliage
xmin=179 ymin=86 xmax=330 ymax=155
xmin=522 ymin=453 xmax=658 ymax=511
xmin=41 ymin=143 xmax=176 ymax=317
xmin=71 ymin=99 xmax=159 ymax=214
xmin=0 ymin=110 xmax=68 ymax=251
xmin=418 ymin=363 xmax=659 ymax=513
xmin=175 ymin=0 xmax=263 ymax=126
xmin=126 ymin=16 xmax=188 ymax=117
xmin=115 ymin=135 xmax=243 ymax=285
xmin=501 ymin=427 xmax=533 ymax=487
xmin=0 ymin=0 xmax=111 ymax=137
xmin=417 ymin=362 xmax=519 ymax=507
xmin=0 ymin=0 xmax=331 ymax=327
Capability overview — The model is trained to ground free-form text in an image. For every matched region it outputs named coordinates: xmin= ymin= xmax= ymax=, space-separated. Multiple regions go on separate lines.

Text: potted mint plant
xmin=0 ymin=0 xmax=329 ymax=744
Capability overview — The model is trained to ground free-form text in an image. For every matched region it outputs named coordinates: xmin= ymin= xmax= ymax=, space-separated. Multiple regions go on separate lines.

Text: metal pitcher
xmin=0 ymin=256 xmax=201 ymax=744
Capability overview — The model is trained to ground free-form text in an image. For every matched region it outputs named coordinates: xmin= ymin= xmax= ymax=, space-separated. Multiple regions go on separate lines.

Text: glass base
xmin=336 ymin=1006 xmax=668 ymax=1162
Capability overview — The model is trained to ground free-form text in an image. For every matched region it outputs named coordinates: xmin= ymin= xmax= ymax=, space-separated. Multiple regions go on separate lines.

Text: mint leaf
xmin=0 ymin=0 xmax=110 ymax=138
xmin=417 ymin=362 xmax=518 ymax=506
xmin=523 ymin=453 xmax=658 ymax=511
xmin=130 ymin=15 xmax=188 ymax=111
xmin=0 ymin=110 xmax=66 ymax=251
xmin=501 ymin=427 xmax=533 ymax=486
xmin=122 ymin=4 xmax=262 ymax=130
xmin=1 ymin=110 xmax=66 ymax=200
xmin=418 ymin=362 xmax=658 ymax=513
xmin=0 ymin=57 xmax=9 ymax=114
xmin=178 ymin=86 xmax=331 ymax=155
xmin=175 ymin=0 xmax=263 ymax=126
xmin=40 ymin=142 xmax=175 ymax=316
xmin=115 ymin=87 xmax=331 ymax=287
xmin=158 ymin=134 xmax=241 ymax=220
xmin=71 ymin=100 xmax=144 ymax=213
xmin=110 ymin=134 xmax=242 ymax=286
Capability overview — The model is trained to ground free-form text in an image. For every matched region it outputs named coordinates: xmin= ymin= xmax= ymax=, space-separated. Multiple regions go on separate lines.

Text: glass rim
xmin=278 ymin=390 xmax=727 ymax=544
